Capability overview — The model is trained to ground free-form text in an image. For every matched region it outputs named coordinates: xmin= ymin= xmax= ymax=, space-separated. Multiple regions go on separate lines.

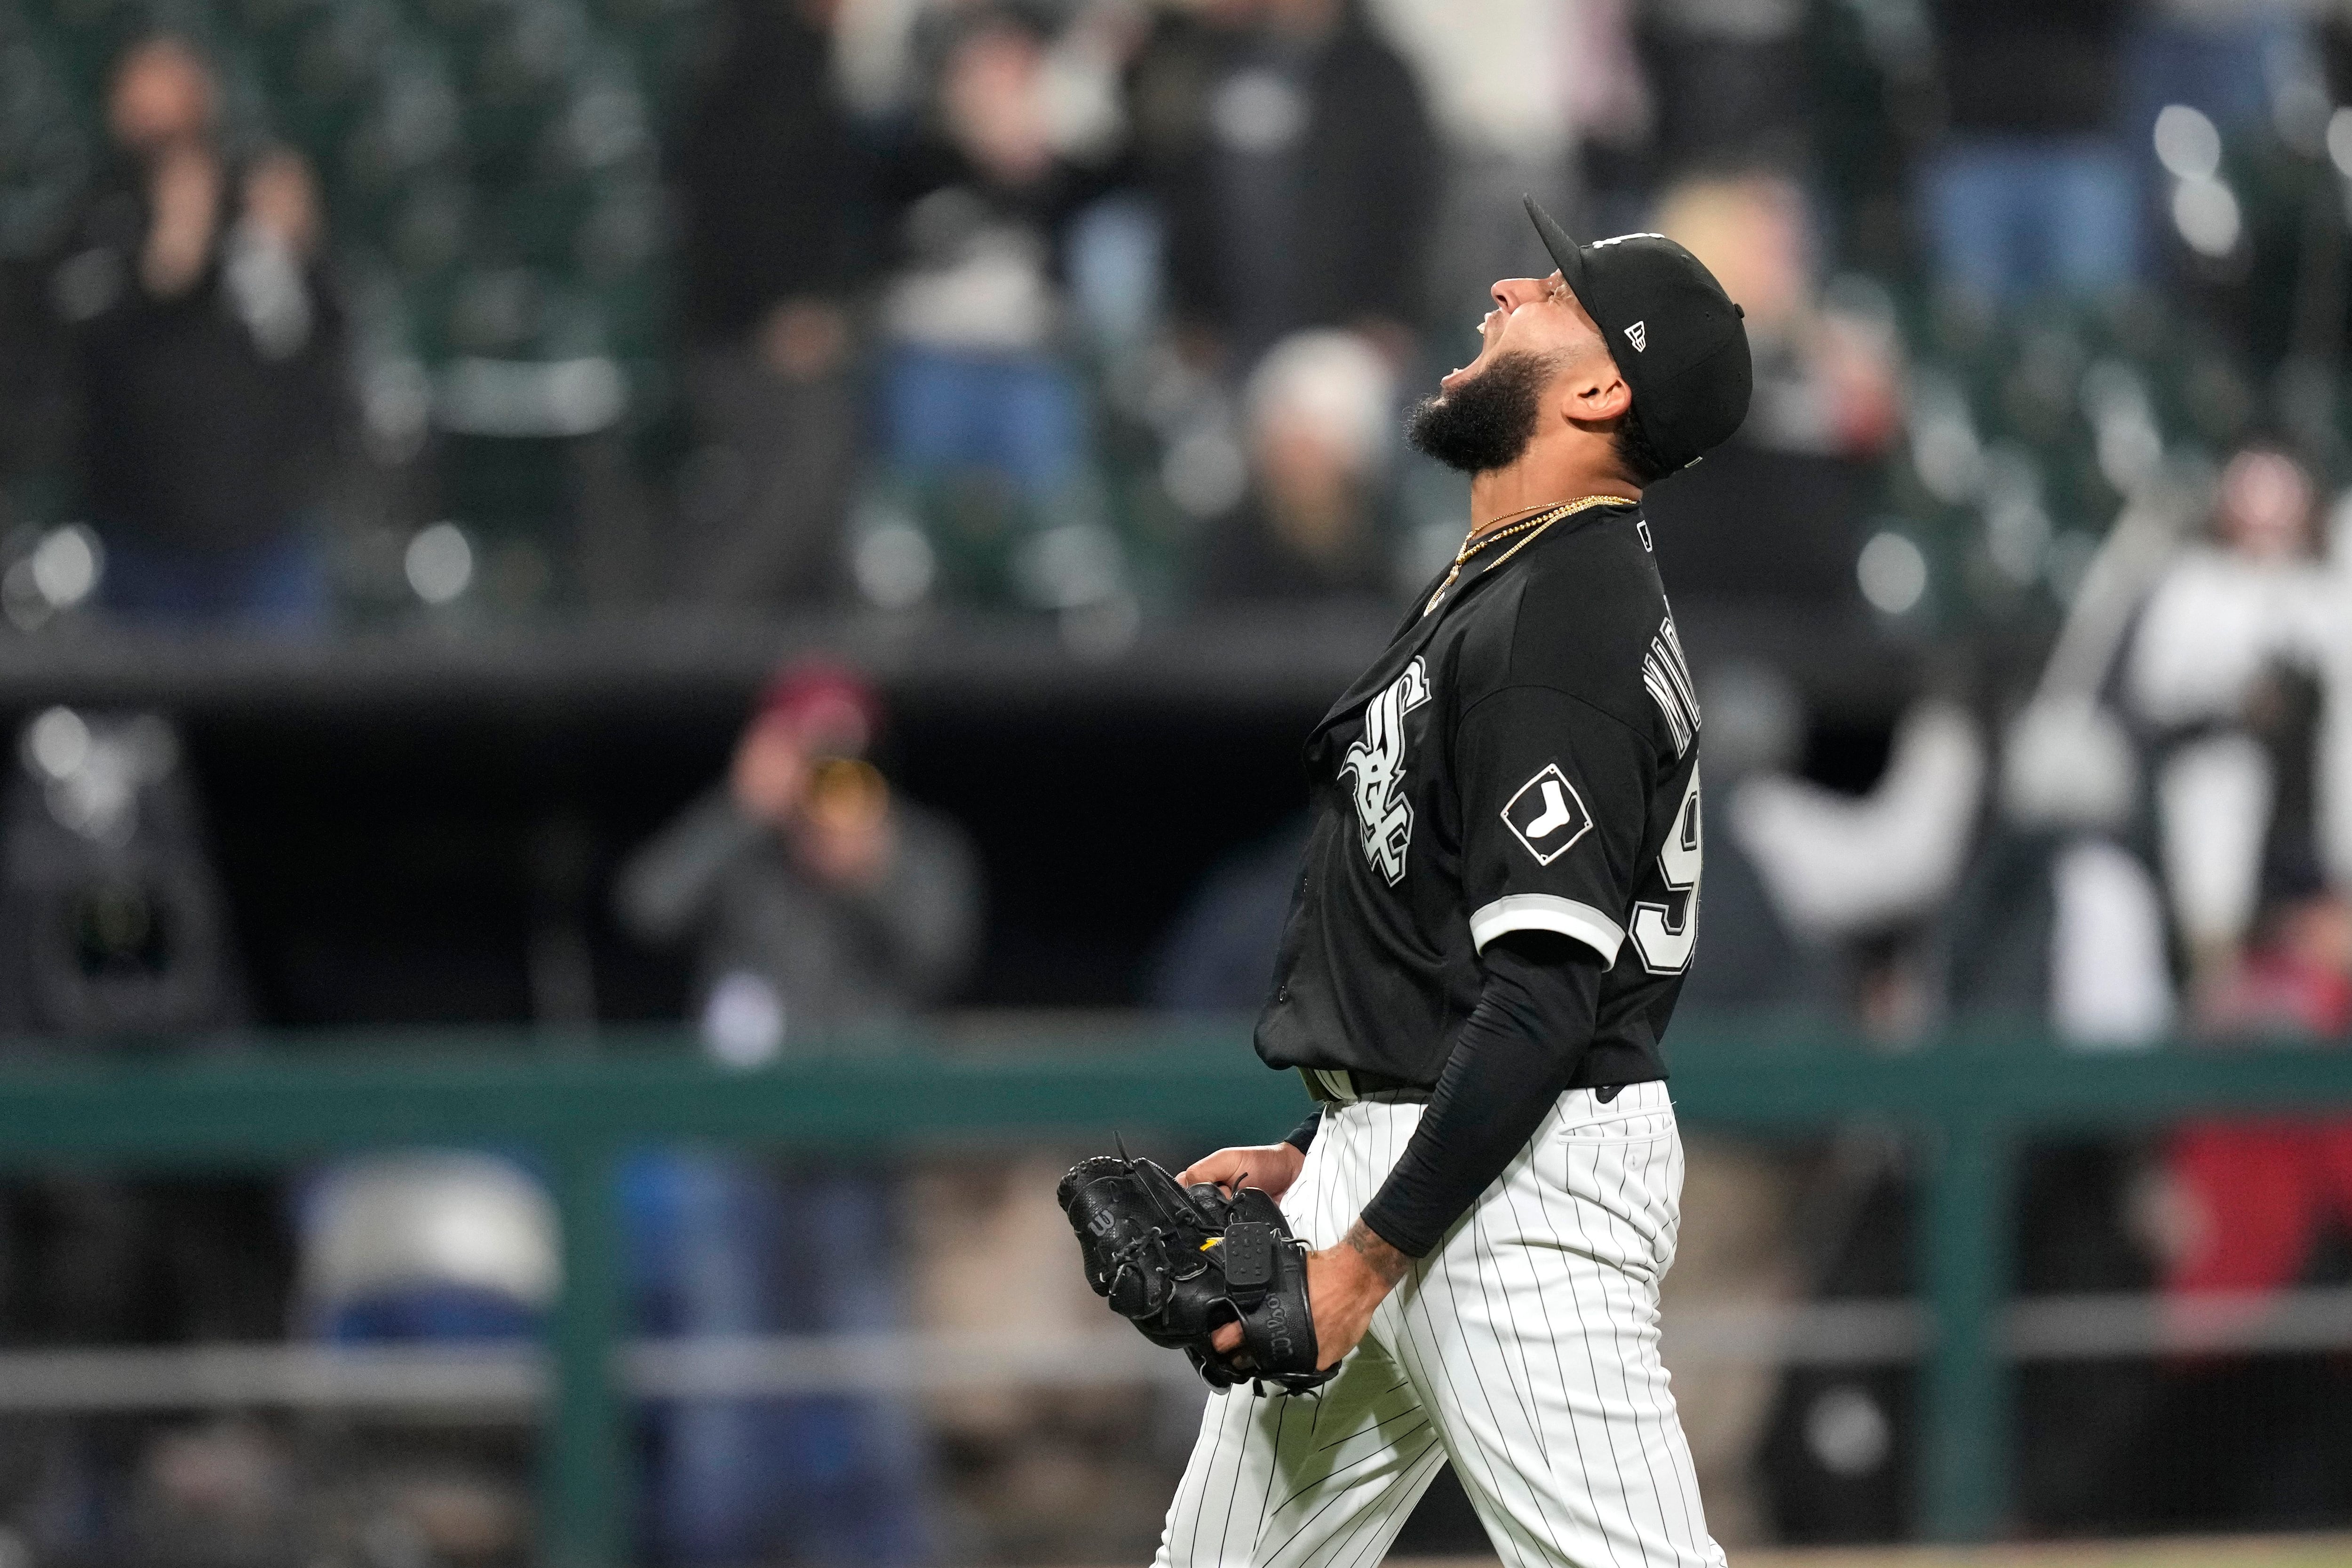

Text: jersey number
xmin=1629 ymin=771 xmax=1701 ymax=975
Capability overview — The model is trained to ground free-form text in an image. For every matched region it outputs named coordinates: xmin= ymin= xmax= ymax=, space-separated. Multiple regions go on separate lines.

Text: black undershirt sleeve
xmin=1284 ymin=1112 xmax=1321 ymax=1154
xmin=1357 ymin=930 xmax=1605 ymax=1258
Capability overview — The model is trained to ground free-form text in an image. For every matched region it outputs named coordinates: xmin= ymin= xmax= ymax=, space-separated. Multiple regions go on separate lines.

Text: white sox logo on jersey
xmin=1339 ymin=658 xmax=1432 ymax=885
xmin=1501 ymin=763 xmax=1592 ymax=865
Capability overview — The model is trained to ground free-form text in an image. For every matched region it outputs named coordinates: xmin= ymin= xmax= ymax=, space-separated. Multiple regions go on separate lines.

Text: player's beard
xmin=1404 ymin=350 xmax=1557 ymax=475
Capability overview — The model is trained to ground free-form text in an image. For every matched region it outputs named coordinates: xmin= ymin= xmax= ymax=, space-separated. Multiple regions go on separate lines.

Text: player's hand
xmin=1177 ymin=1141 xmax=1304 ymax=1203
xmin=1210 ymin=1218 xmax=1411 ymax=1370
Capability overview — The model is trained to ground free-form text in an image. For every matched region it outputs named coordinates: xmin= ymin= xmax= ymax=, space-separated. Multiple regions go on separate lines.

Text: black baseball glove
xmin=1057 ymin=1151 xmax=1335 ymax=1394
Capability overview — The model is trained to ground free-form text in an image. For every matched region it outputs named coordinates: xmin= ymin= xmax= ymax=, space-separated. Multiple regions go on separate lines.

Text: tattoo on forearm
xmin=1343 ymin=1219 xmax=1414 ymax=1286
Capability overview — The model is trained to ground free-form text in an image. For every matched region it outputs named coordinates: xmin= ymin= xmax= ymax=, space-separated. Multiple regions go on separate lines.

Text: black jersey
xmin=1255 ymin=499 xmax=1702 ymax=1089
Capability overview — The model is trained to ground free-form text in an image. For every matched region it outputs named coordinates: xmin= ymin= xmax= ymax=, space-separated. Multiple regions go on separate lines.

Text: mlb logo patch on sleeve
xmin=1501 ymin=764 xmax=1592 ymax=865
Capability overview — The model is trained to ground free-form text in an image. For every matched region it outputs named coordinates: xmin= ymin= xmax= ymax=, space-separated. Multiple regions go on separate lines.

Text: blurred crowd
xmin=0 ymin=661 xmax=986 ymax=1565
xmin=18 ymin=0 xmax=2351 ymax=631
xmin=1 ymin=460 xmax=2348 ymax=1558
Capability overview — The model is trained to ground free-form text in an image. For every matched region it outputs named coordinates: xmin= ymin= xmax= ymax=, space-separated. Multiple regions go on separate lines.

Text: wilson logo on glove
xmin=1057 ymin=1152 xmax=1334 ymax=1395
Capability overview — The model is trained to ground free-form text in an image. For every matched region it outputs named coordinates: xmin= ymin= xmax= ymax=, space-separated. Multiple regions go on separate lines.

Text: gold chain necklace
xmin=1422 ymin=494 xmax=1630 ymax=617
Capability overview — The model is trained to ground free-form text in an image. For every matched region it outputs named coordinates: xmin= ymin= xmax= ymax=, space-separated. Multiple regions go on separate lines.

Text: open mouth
xmin=1442 ymin=311 xmax=1501 ymax=386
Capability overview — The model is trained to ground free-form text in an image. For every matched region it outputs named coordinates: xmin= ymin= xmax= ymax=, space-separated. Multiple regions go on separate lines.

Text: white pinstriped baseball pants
xmin=1152 ymin=1081 xmax=1727 ymax=1568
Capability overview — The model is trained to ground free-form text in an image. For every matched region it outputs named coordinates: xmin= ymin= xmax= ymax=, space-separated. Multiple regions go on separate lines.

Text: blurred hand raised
xmin=729 ymin=723 xmax=809 ymax=827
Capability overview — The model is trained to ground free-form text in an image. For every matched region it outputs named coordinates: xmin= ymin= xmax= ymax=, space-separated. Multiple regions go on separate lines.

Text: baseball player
xmin=1154 ymin=198 xmax=1752 ymax=1566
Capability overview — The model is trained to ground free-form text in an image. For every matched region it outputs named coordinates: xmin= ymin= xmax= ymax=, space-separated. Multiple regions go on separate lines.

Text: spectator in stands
xmin=619 ymin=661 xmax=979 ymax=1051
xmin=1130 ymin=0 xmax=1439 ymax=371
xmin=1193 ymin=329 xmax=1401 ymax=604
xmin=2124 ymin=444 xmax=2341 ymax=989
xmin=1921 ymin=0 xmax=2139 ymax=303
xmin=53 ymin=36 xmax=345 ymax=626
xmin=1639 ymin=0 xmax=1813 ymax=174
xmin=1653 ymin=171 xmax=1903 ymax=460
xmin=614 ymin=661 xmax=976 ymax=1568
xmin=876 ymin=8 xmax=1111 ymax=518
xmin=2146 ymin=876 xmax=2352 ymax=1525
xmin=2110 ymin=444 xmax=2352 ymax=1523
xmin=1941 ymin=695 xmax=2176 ymax=1045
xmin=667 ymin=0 xmax=874 ymax=604
xmin=1732 ymin=690 xmax=1987 ymax=1037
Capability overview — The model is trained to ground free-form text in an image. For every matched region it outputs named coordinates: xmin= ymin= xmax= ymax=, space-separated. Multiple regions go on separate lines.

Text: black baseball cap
xmin=1523 ymin=195 xmax=1752 ymax=474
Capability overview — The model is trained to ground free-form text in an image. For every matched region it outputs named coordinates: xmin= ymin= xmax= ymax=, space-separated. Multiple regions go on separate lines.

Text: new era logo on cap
xmin=1624 ymin=321 xmax=1647 ymax=353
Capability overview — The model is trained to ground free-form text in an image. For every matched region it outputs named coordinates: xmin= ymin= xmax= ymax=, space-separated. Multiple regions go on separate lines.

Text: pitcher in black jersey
xmin=1151 ymin=200 xmax=1753 ymax=1567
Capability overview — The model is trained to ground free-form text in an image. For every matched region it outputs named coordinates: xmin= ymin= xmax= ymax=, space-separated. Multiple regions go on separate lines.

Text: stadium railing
xmin=1 ymin=1020 xmax=2350 ymax=1563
